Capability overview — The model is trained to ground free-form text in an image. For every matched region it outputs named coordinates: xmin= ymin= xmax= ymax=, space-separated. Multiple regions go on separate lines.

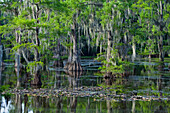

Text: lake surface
xmin=0 ymin=59 xmax=170 ymax=113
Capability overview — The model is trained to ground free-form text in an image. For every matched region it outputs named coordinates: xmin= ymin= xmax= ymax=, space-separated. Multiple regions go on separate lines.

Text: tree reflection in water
xmin=0 ymin=93 xmax=169 ymax=113
xmin=0 ymin=60 xmax=170 ymax=113
xmin=65 ymin=70 xmax=83 ymax=88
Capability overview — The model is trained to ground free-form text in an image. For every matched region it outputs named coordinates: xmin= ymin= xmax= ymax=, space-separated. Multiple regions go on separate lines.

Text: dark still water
xmin=0 ymin=59 xmax=170 ymax=113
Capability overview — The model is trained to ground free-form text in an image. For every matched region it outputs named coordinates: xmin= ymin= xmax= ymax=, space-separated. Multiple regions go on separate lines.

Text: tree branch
xmin=21 ymin=49 xmax=30 ymax=64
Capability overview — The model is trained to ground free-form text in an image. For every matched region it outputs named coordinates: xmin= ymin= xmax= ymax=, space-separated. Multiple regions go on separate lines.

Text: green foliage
xmin=26 ymin=61 xmax=44 ymax=72
xmin=95 ymin=52 xmax=106 ymax=62
xmin=0 ymin=85 xmax=10 ymax=92
xmin=96 ymin=48 xmax=133 ymax=74
xmin=99 ymin=65 xmax=124 ymax=74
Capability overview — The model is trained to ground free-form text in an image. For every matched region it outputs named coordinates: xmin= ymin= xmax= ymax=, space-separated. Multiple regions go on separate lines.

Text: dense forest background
xmin=0 ymin=0 xmax=169 ymax=78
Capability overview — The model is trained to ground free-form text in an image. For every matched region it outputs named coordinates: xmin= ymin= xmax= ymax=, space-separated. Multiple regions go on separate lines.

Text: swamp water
xmin=0 ymin=59 xmax=169 ymax=113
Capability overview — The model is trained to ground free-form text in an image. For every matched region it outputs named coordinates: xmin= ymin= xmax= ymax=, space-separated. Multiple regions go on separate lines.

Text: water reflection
xmin=65 ymin=70 xmax=83 ymax=88
xmin=54 ymin=71 xmax=61 ymax=88
xmin=0 ymin=94 xmax=169 ymax=113
xmin=0 ymin=60 xmax=170 ymax=112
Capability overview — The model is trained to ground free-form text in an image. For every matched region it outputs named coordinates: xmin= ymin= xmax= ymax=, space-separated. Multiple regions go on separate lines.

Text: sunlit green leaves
xmin=26 ymin=61 xmax=44 ymax=72
xmin=164 ymin=14 xmax=169 ymax=21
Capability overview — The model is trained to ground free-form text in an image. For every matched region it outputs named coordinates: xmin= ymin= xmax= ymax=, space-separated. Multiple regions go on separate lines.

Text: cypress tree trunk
xmin=31 ymin=69 xmax=42 ymax=86
xmin=158 ymin=35 xmax=164 ymax=61
xmin=104 ymin=30 xmax=113 ymax=78
xmin=78 ymin=26 xmax=81 ymax=59
xmin=70 ymin=22 xmax=82 ymax=71
xmin=159 ymin=1 xmax=164 ymax=62
xmin=122 ymin=32 xmax=128 ymax=61
xmin=68 ymin=34 xmax=72 ymax=63
xmin=15 ymin=29 xmax=21 ymax=69
xmin=34 ymin=4 xmax=40 ymax=62
xmin=64 ymin=33 xmax=73 ymax=69
xmin=53 ymin=38 xmax=63 ymax=67
xmin=132 ymin=37 xmax=136 ymax=62
xmin=0 ymin=10 xmax=2 ymax=67
xmin=34 ymin=27 xmax=40 ymax=62
xmin=106 ymin=30 xmax=112 ymax=68
xmin=64 ymin=21 xmax=82 ymax=71
xmin=100 ymin=42 xmax=103 ymax=54
xmin=30 ymin=3 xmax=42 ymax=85
xmin=0 ymin=41 xmax=3 ymax=66
xmin=72 ymin=22 xmax=78 ymax=63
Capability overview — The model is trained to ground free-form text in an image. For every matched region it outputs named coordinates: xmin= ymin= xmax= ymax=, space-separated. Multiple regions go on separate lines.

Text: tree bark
xmin=158 ymin=1 xmax=164 ymax=62
xmin=0 ymin=45 xmax=3 ymax=67
xmin=15 ymin=29 xmax=21 ymax=69
xmin=132 ymin=37 xmax=136 ymax=62
xmin=70 ymin=22 xmax=82 ymax=71
xmin=106 ymin=30 xmax=112 ymax=68
xmin=53 ymin=38 xmax=63 ymax=67
xmin=158 ymin=35 xmax=164 ymax=61
xmin=34 ymin=4 xmax=40 ymax=62
xmin=68 ymin=35 xmax=72 ymax=63
xmin=31 ymin=69 xmax=42 ymax=86
xmin=72 ymin=22 xmax=78 ymax=63
xmin=64 ymin=22 xmax=82 ymax=71
xmin=122 ymin=32 xmax=128 ymax=61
